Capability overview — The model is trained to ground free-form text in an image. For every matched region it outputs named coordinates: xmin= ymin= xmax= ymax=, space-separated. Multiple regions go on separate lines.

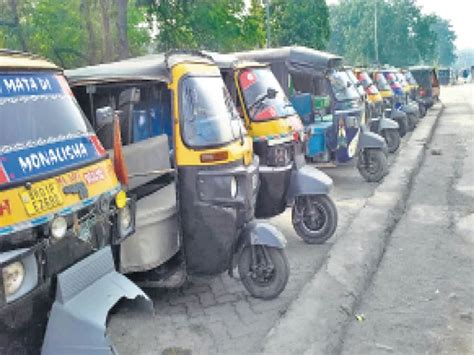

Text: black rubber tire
xmin=357 ymin=149 xmax=388 ymax=182
xmin=382 ymin=129 xmax=401 ymax=153
xmin=419 ymin=103 xmax=427 ymax=118
xmin=396 ymin=117 xmax=408 ymax=137
xmin=238 ymin=246 xmax=289 ymax=300
xmin=291 ymin=195 xmax=338 ymax=244
xmin=407 ymin=113 xmax=417 ymax=131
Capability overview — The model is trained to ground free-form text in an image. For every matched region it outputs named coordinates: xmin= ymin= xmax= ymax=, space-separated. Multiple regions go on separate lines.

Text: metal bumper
xmin=42 ymin=247 xmax=151 ymax=355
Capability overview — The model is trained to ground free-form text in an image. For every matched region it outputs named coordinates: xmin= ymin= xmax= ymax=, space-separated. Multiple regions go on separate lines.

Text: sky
xmin=326 ymin=0 xmax=473 ymax=50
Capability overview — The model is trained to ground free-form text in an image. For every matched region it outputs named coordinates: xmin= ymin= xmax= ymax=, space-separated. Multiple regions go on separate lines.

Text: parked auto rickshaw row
xmin=0 ymin=46 xmax=441 ymax=353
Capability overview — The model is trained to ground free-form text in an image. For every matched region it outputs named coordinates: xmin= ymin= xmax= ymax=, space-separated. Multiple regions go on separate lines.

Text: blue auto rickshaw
xmin=234 ymin=47 xmax=388 ymax=182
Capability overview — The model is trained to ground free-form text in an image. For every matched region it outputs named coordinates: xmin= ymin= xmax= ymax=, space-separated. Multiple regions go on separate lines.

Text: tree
xmin=270 ymin=0 xmax=330 ymax=49
xmin=117 ymin=0 xmax=130 ymax=59
xmin=80 ymin=0 xmax=98 ymax=64
xmin=431 ymin=17 xmax=457 ymax=66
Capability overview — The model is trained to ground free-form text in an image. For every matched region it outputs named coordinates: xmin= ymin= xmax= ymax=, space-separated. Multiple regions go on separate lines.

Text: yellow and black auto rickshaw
xmin=353 ymin=68 xmax=401 ymax=153
xmin=0 ymin=50 xmax=149 ymax=354
xmin=66 ymin=51 xmax=290 ymax=300
xmin=209 ymin=52 xmax=337 ymax=244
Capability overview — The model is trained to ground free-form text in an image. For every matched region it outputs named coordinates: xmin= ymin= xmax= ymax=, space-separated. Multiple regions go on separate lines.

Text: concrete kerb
xmin=261 ymin=103 xmax=445 ymax=355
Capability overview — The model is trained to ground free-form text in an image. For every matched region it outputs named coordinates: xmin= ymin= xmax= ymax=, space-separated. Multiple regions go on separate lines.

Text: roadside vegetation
xmin=0 ymin=0 xmax=456 ymax=68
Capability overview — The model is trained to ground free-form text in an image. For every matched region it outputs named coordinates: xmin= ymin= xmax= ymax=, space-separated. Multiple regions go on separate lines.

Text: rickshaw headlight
xmin=230 ymin=177 xmax=238 ymax=198
xmin=2 ymin=261 xmax=25 ymax=297
xmin=51 ymin=216 xmax=68 ymax=240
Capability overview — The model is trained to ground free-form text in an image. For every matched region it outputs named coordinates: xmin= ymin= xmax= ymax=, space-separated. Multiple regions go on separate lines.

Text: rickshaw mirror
xmin=267 ymin=87 xmax=277 ymax=99
xmin=96 ymin=106 xmax=115 ymax=127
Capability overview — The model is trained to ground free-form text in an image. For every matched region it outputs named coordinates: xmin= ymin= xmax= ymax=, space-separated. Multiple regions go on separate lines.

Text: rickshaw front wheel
xmin=238 ymin=245 xmax=289 ymax=300
xmin=291 ymin=195 xmax=338 ymax=244
xmin=407 ymin=113 xmax=417 ymax=131
xmin=382 ymin=129 xmax=401 ymax=153
xmin=357 ymin=148 xmax=388 ymax=182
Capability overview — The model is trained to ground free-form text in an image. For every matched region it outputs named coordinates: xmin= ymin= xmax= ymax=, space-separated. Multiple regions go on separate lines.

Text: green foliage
xmin=431 ymin=17 xmax=457 ymax=66
xmin=270 ymin=0 xmax=330 ymax=49
xmin=0 ymin=0 xmax=151 ymax=68
xmin=329 ymin=0 xmax=456 ymax=67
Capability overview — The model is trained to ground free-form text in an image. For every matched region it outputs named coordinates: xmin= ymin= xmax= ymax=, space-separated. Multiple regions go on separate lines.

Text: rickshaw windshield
xmin=385 ymin=72 xmax=401 ymax=88
xmin=238 ymin=67 xmax=296 ymax=121
xmin=358 ymin=72 xmax=379 ymax=94
xmin=0 ymin=72 xmax=92 ymax=151
xmin=180 ymin=75 xmax=244 ymax=148
xmin=404 ymin=72 xmax=417 ymax=85
xmin=328 ymin=71 xmax=359 ymax=101
xmin=375 ymin=73 xmax=392 ymax=91
xmin=346 ymin=70 xmax=365 ymax=96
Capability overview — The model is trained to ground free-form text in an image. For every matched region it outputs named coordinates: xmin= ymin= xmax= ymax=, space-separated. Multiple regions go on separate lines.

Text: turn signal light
xmin=200 ymin=151 xmax=229 ymax=163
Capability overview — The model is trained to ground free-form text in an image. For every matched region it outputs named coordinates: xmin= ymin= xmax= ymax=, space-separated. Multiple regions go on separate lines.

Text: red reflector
xmin=293 ymin=131 xmax=299 ymax=141
xmin=89 ymin=135 xmax=106 ymax=156
xmin=200 ymin=151 xmax=229 ymax=163
xmin=419 ymin=89 xmax=425 ymax=97
xmin=0 ymin=163 xmax=8 ymax=185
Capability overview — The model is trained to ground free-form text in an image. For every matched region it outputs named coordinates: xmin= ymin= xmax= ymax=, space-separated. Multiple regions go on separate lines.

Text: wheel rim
xmin=297 ymin=199 xmax=328 ymax=234
xmin=249 ymin=246 xmax=276 ymax=286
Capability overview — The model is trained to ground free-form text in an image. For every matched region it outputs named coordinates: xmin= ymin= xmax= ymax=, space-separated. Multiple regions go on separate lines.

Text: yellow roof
xmin=0 ymin=49 xmax=59 ymax=71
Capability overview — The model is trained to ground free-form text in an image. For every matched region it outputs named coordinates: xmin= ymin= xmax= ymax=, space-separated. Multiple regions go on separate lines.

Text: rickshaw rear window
xmin=0 ymin=73 xmax=92 ymax=151
xmin=238 ymin=67 xmax=296 ymax=121
xmin=180 ymin=76 xmax=244 ymax=148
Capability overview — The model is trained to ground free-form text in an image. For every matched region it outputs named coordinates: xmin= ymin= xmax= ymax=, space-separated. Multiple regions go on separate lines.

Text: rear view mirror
xmin=96 ymin=106 xmax=115 ymax=127
xmin=267 ymin=88 xmax=278 ymax=99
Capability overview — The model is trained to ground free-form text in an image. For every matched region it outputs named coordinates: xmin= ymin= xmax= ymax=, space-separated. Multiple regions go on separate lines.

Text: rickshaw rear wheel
xmin=419 ymin=104 xmax=427 ymax=117
xmin=407 ymin=113 xmax=417 ymax=131
xmin=357 ymin=148 xmax=388 ymax=182
xmin=291 ymin=195 xmax=338 ymax=244
xmin=238 ymin=245 xmax=289 ymax=300
xmin=382 ymin=129 xmax=401 ymax=153
xmin=397 ymin=117 xmax=408 ymax=137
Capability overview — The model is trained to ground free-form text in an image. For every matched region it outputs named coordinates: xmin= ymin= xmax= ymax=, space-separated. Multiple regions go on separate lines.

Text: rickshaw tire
xmin=382 ymin=129 xmax=401 ymax=153
xmin=407 ymin=113 xmax=417 ymax=131
xmin=397 ymin=118 xmax=408 ymax=137
xmin=291 ymin=195 xmax=338 ymax=244
xmin=357 ymin=148 xmax=388 ymax=182
xmin=238 ymin=246 xmax=289 ymax=300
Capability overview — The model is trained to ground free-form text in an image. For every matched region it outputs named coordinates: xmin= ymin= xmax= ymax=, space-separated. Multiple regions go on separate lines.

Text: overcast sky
xmin=326 ymin=0 xmax=473 ymax=50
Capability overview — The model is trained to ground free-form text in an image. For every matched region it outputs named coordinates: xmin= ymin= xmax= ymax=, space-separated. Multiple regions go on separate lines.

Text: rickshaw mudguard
xmin=391 ymin=109 xmax=407 ymax=121
xmin=286 ymin=165 xmax=333 ymax=204
xmin=378 ymin=117 xmax=399 ymax=131
xmin=237 ymin=221 xmax=287 ymax=250
xmin=357 ymin=130 xmax=387 ymax=150
xmin=42 ymin=247 xmax=152 ymax=355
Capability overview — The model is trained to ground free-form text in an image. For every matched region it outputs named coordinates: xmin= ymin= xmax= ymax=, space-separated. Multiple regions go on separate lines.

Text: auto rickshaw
xmin=370 ymin=69 xmax=409 ymax=137
xmin=209 ymin=52 xmax=337 ymax=244
xmin=409 ymin=66 xmax=440 ymax=110
xmin=0 ymin=50 xmax=149 ymax=354
xmin=380 ymin=69 xmax=419 ymax=131
xmin=438 ymin=68 xmax=452 ymax=85
xmin=66 ymin=50 xmax=290 ymax=300
xmin=234 ymin=47 xmax=389 ymax=183
xmin=353 ymin=68 xmax=400 ymax=153
xmin=402 ymin=69 xmax=426 ymax=118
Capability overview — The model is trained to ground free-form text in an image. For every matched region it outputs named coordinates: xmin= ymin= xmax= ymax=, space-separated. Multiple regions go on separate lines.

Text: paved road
xmin=341 ymin=84 xmax=474 ymax=354
xmin=109 ymin=98 xmax=409 ymax=354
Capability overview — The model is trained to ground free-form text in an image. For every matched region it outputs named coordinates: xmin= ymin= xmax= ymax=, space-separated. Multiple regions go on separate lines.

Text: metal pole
xmin=374 ymin=0 xmax=379 ymax=64
xmin=265 ymin=0 xmax=271 ymax=48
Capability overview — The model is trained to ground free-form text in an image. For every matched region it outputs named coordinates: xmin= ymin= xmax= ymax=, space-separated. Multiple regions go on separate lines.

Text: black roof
xmin=65 ymin=51 xmax=215 ymax=86
xmin=231 ymin=46 xmax=343 ymax=72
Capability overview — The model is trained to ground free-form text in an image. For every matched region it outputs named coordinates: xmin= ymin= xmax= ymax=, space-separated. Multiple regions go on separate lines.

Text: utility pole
xmin=265 ymin=0 xmax=271 ymax=48
xmin=374 ymin=0 xmax=379 ymax=64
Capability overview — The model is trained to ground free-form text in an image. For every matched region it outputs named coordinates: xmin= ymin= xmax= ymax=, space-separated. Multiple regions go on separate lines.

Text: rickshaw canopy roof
xmin=232 ymin=46 xmax=343 ymax=73
xmin=66 ymin=51 xmax=215 ymax=86
xmin=0 ymin=49 xmax=60 ymax=71
xmin=204 ymin=51 xmax=267 ymax=71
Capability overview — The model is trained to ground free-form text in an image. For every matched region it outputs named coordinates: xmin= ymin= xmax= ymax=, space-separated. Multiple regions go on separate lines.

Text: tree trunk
xmin=9 ymin=0 xmax=27 ymax=51
xmin=81 ymin=0 xmax=97 ymax=64
xmin=117 ymin=0 xmax=129 ymax=59
xmin=99 ymin=0 xmax=113 ymax=62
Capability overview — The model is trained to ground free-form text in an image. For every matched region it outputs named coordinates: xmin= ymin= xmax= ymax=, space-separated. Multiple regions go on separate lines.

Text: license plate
xmin=20 ymin=182 xmax=64 ymax=216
